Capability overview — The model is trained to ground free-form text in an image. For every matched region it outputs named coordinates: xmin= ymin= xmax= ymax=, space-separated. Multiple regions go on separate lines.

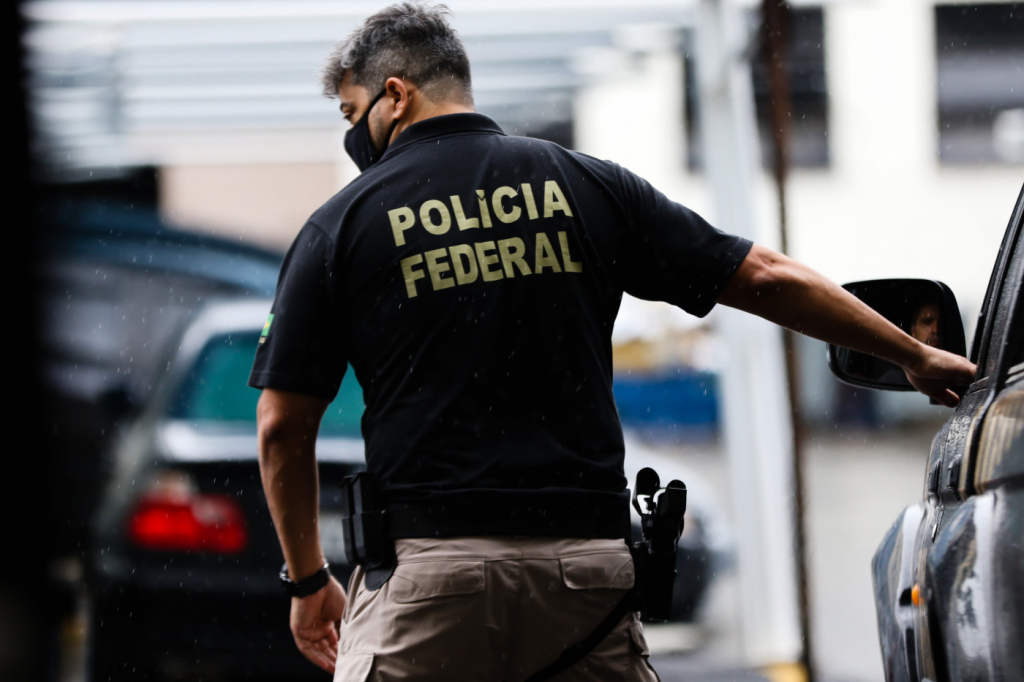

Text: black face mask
xmin=344 ymin=89 xmax=400 ymax=172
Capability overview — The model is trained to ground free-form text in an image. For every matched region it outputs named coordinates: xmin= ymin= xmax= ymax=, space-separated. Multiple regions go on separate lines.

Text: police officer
xmin=250 ymin=3 xmax=975 ymax=680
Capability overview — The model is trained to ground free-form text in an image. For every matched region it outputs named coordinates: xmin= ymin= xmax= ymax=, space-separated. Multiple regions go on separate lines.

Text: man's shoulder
xmin=305 ymin=173 xmax=379 ymax=236
xmin=489 ymin=137 xmax=633 ymax=200
xmin=501 ymin=135 xmax=618 ymax=169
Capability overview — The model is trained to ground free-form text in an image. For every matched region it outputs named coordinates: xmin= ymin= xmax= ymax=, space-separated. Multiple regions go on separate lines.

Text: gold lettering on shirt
xmin=520 ymin=183 xmax=539 ymax=220
xmin=491 ymin=186 xmax=522 ymax=224
xmin=475 ymin=190 xmax=494 ymax=228
xmin=450 ymin=195 xmax=480 ymax=231
xmin=557 ymin=231 xmax=583 ymax=273
xmin=534 ymin=233 xmax=562 ymax=273
xmin=400 ymin=254 xmax=426 ymax=297
xmin=449 ymin=244 xmax=479 ymax=285
xmin=475 ymin=241 xmax=504 ymax=282
xmin=385 ymin=183 xmax=584 ymax=298
xmin=389 ymin=207 xmax=416 ymax=247
xmin=420 ymin=200 xmax=452 ymax=236
xmin=543 ymin=180 xmax=573 ymax=218
xmin=424 ymin=248 xmax=455 ymax=291
xmin=498 ymin=238 xmax=532 ymax=277
xmin=396 ymin=232 xmax=583 ymax=299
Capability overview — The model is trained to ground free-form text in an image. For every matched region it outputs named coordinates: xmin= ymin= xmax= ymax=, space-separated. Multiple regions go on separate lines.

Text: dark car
xmin=87 ymin=300 xmax=364 ymax=682
xmin=40 ymin=203 xmax=282 ymax=560
xmin=86 ymin=296 xmax=724 ymax=680
xmin=826 ymin=183 xmax=1024 ymax=681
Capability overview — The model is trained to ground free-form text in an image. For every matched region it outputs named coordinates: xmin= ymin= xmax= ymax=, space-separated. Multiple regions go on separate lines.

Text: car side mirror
xmin=827 ymin=279 xmax=967 ymax=391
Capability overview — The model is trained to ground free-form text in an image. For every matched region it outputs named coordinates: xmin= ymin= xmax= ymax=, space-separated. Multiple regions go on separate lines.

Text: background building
xmin=27 ymin=0 xmax=1023 ymax=423
xmin=23 ymin=1 xmax=1023 ymax=681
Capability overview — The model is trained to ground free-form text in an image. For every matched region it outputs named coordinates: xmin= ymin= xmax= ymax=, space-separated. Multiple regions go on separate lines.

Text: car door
xmin=917 ymin=184 xmax=1024 ymax=682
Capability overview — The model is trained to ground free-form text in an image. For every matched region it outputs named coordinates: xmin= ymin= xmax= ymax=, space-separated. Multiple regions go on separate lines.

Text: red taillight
xmin=128 ymin=472 xmax=248 ymax=554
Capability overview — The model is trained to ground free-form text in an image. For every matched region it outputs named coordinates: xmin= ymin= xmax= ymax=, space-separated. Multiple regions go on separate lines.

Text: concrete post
xmin=695 ymin=0 xmax=802 ymax=666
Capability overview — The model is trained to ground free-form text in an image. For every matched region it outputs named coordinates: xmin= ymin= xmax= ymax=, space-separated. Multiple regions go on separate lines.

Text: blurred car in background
xmin=40 ymin=202 xmax=282 ymax=563
xmin=86 ymin=297 xmax=729 ymax=680
xmin=827 ymin=183 xmax=1024 ymax=681
xmin=37 ymin=201 xmax=286 ymax=677
xmin=87 ymin=299 xmax=363 ymax=682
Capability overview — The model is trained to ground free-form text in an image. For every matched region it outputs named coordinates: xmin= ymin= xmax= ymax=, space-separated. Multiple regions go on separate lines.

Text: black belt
xmin=340 ymin=471 xmax=680 ymax=681
xmin=340 ymin=473 xmax=633 ymax=590
xmin=383 ymin=498 xmax=632 ymax=540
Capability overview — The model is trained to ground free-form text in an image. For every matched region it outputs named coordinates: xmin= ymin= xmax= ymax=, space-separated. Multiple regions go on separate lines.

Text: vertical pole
xmin=761 ymin=1 xmax=815 ymax=680
xmin=697 ymin=0 xmax=802 ymax=667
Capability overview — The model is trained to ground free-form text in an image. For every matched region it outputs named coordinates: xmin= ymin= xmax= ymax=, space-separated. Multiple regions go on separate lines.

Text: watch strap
xmin=279 ymin=562 xmax=331 ymax=598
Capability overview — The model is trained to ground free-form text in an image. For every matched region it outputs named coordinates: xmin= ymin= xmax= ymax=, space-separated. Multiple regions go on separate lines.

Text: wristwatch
xmin=279 ymin=562 xmax=331 ymax=598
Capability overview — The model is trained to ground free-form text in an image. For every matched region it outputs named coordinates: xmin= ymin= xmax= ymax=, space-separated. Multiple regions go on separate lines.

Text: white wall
xmin=157 ymin=126 xmax=361 ymax=253
xmin=577 ymin=0 xmax=1021 ymax=400
xmin=795 ymin=0 xmax=1019 ymax=331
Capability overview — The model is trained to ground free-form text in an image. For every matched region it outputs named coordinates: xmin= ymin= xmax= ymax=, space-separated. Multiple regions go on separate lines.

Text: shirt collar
xmin=379 ymin=113 xmax=505 ymax=162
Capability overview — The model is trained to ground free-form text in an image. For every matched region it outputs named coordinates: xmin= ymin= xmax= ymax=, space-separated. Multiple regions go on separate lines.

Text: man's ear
xmin=384 ymin=76 xmax=411 ymax=120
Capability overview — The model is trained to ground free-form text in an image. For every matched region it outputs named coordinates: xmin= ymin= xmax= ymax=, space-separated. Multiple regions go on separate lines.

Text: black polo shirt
xmin=249 ymin=113 xmax=751 ymax=538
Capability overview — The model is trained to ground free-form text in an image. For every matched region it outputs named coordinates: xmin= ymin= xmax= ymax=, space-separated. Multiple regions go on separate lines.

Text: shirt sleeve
xmin=248 ymin=221 xmax=347 ymax=400
xmin=614 ymin=165 xmax=753 ymax=318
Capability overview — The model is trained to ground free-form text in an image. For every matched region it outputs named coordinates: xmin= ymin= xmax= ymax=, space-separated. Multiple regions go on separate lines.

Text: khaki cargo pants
xmin=334 ymin=537 xmax=661 ymax=682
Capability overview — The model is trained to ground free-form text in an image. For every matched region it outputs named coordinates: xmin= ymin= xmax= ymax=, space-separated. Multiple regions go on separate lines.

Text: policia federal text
xmin=389 ymin=180 xmax=583 ymax=298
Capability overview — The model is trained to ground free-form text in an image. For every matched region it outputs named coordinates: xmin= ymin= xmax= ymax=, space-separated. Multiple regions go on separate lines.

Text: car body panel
xmin=155 ymin=420 xmax=365 ymax=463
xmin=926 ymin=489 xmax=1008 ymax=682
xmin=872 ymin=503 xmax=926 ymax=682
xmin=859 ymin=183 xmax=1024 ymax=682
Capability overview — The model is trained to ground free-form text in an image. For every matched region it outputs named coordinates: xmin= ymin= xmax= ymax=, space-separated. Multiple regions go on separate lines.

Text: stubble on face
xmin=337 ymin=72 xmax=390 ymax=152
xmin=912 ymin=303 xmax=942 ymax=348
xmin=366 ymin=102 xmax=388 ymax=152
xmin=336 ymin=72 xmax=369 ymax=125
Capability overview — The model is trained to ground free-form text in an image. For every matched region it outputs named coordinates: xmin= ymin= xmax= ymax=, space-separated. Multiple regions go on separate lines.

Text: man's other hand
xmin=291 ymin=576 xmax=347 ymax=673
xmin=904 ymin=344 xmax=977 ymax=407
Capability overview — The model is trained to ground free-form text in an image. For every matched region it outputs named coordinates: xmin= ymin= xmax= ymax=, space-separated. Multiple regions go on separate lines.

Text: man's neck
xmin=390 ymin=101 xmax=474 ymax=145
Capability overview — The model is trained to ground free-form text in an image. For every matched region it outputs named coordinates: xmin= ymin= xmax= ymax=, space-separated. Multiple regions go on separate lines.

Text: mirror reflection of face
xmin=911 ymin=302 xmax=942 ymax=348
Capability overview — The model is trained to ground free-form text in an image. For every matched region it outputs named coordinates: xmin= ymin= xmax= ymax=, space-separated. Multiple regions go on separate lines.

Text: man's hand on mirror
xmin=903 ymin=344 xmax=977 ymax=407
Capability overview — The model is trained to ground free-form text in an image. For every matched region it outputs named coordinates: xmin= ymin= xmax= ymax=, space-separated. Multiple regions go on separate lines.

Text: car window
xmin=982 ymin=226 xmax=1024 ymax=378
xmin=169 ymin=331 xmax=365 ymax=437
xmin=1004 ymin=254 xmax=1024 ymax=372
xmin=972 ymin=187 xmax=1024 ymax=375
xmin=1006 ymin=296 xmax=1024 ymax=372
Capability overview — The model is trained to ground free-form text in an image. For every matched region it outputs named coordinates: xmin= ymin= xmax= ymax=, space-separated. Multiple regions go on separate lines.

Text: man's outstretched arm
xmin=257 ymin=387 xmax=346 ymax=673
xmin=716 ymin=244 xmax=977 ymax=406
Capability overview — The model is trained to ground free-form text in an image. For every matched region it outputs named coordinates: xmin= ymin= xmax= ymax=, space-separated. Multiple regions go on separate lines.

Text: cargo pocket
xmin=560 ymin=553 xmax=635 ymax=590
xmin=342 ymin=566 xmax=362 ymax=625
xmin=628 ymin=618 xmax=662 ymax=681
xmin=628 ymin=620 xmax=649 ymax=656
xmin=388 ymin=560 xmax=486 ymax=603
xmin=333 ymin=652 xmax=374 ymax=682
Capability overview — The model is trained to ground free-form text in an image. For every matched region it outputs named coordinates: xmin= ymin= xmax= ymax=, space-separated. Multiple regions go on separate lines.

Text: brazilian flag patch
xmin=259 ymin=314 xmax=274 ymax=344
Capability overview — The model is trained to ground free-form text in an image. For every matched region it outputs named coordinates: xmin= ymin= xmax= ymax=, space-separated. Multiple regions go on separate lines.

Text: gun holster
xmin=631 ymin=467 xmax=687 ymax=622
xmin=525 ymin=467 xmax=686 ymax=682
xmin=339 ymin=473 xmax=396 ymax=590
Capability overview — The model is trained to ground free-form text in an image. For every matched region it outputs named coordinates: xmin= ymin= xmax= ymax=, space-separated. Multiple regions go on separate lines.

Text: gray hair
xmin=321 ymin=2 xmax=473 ymax=105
